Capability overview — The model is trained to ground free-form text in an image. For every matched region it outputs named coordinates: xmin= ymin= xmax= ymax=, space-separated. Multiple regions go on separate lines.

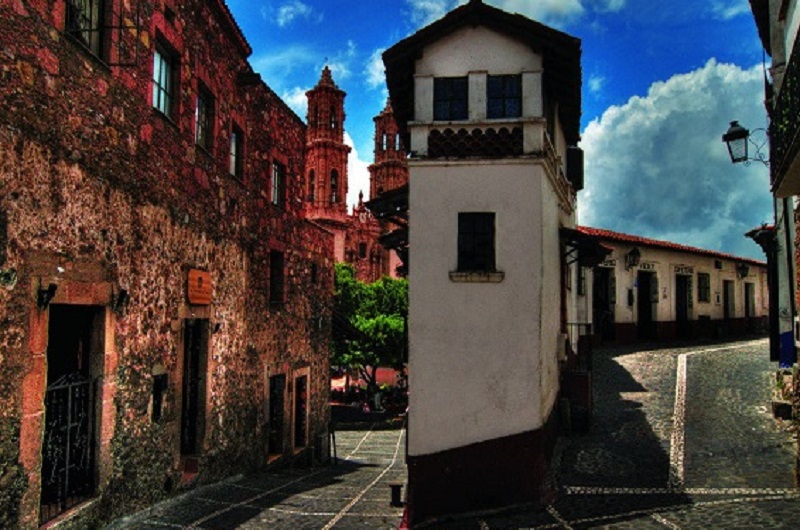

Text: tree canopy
xmin=332 ymin=263 xmax=407 ymax=389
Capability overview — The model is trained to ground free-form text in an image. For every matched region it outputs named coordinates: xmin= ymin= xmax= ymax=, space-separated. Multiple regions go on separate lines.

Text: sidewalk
xmin=106 ymin=422 xmax=406 ymax=530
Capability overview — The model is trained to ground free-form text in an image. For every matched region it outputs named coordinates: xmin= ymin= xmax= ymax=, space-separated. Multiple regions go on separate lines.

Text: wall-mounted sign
xmin=675 ymin=265 xmax=694 ymax=275
xmin=188 ymin=269 xmax=212 ymax=305
xmin=639 ymin=262 xmax=656 ymax=271
xmin=599 ymin=259 xmax=617 ymax=268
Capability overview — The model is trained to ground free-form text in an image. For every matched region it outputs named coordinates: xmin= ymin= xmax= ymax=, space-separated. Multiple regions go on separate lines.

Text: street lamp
xmin=722 ymin=121 xmax=769 ymax=166
xmin=724 ymin=121 xmax=792 ymax=366
xmin=624 ymin=247 xmax=641 ymax=270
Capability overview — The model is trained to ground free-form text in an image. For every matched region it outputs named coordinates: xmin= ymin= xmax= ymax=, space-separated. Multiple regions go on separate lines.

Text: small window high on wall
xmin=195 ymin=85 xmax=214 ymax=151
xmin=65 ymin=0 xmax=106 ymax=58
xmin=272 ymin=162 xmax=286 ymax=207
xmin=487 ymin=75 xmax=522 ymax=119
xmin=457 ymin=212 xmax=495 ymax=272
xmin=229 ymin=125 xmax=243 ymax=179
xmin=697 ymin=272 xmax=711 ymax=303
xmin=152 ymin=42 xmax=177 ymax=118
xmin=330 ymin=170 xmax=339 ymax=203
xmin=434 ymin=77 xmax=468 ymax=121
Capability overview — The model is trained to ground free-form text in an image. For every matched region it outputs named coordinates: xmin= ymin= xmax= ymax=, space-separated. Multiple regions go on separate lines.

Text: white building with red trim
xmin=580 ymin=226 xmax=768 ymax=343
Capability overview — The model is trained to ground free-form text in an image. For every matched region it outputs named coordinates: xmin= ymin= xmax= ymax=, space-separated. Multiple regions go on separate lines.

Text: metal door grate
xmin=40 ymin=373 xmax=95 ymax=525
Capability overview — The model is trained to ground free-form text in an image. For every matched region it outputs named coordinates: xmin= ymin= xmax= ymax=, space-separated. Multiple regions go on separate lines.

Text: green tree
xmin=332 ymin=263 xmax=407 ymax=394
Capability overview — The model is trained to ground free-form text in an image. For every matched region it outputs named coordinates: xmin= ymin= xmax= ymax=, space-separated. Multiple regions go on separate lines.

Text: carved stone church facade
xmin=304 ymin=68 xmax=408 ymax=282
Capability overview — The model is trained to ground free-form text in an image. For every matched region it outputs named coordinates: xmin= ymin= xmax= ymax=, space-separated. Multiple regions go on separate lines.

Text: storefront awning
xmin=561 ymin=227 xmax=613 ymax=268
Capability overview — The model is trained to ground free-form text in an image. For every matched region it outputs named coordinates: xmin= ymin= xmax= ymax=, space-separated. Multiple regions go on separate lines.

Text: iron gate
xmin=40 ymin=372 xmax=96 ymax=525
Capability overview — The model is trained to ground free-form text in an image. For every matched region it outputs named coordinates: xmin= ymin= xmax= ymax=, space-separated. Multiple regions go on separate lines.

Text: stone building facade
xmin=0 ymin=1 xmax=333 ymax=528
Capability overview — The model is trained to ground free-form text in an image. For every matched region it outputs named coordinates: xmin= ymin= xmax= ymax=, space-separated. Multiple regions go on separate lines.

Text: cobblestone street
xmin=431 ymin=338 xmax=800 ymax=529
xmin=107 ymin=338 xmax=799 ymax=529
xmin=107 ymin=425 xmax=406 ymax=530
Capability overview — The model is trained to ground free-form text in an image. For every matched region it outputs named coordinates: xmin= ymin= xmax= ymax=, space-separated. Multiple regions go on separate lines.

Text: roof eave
xmin=383 ymin=0 xmax=582 ymax=145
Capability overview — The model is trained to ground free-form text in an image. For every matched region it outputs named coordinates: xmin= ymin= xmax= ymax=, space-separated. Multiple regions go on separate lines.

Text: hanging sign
xmin=188 ymin=269 xmax=212 ymax=305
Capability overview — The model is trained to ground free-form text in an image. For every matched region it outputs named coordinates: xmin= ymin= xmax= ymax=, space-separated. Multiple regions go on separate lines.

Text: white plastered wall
xmin=408 ymin=159 xmax=554 ymax=456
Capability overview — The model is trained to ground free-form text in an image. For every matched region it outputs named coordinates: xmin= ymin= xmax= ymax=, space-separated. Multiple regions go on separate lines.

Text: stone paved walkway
xmin=427 ymin=338 xmax=800 ymax=529
xmin=109 ymin=339 xmax=799 ymax=529
xmin=106 ymin=424 xmax=406 ymax=529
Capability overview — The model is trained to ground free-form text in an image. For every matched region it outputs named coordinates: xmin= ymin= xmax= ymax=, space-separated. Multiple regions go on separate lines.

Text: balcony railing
xmin=409 ymin=119 xmax=575 ymax=196
xmin=771 ymin=41 xmax=800 ymax=187
xmin=428 ymin=126 xmax=523 ymax=158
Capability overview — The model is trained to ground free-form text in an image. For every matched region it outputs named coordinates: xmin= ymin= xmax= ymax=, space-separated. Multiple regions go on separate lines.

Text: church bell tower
xmin=304 ymin=66 xmax=352 ymax=260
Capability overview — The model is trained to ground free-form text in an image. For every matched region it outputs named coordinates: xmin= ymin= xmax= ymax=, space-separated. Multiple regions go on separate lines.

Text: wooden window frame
xmin=152 ymin=41 xmax=177 ymax=118
xmin=434 ymin=76 xmax=468 ymax=121
xmin=195 ymin=84 xmax=214 ymax=152
xmin=229 ymin=124 xmax=244 ymax=180
xmin=487 ymin=74 xmax=522 ymax=119
xmin=272 ymin=161 xmax=286 ymax=207
xmin=457 ymin=212 xmax=496 ymax=272
xmin=697 ymin=272 xmax=711 ymax=303
xmin=65 ymin=0 xmax=107 ymax=59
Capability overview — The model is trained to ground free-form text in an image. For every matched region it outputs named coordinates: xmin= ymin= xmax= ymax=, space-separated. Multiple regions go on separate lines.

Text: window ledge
xmin=449 ymin=270 xmax=505 ymax=283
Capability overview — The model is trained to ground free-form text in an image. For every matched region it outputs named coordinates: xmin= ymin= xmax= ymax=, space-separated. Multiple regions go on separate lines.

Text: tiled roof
xmin=577 ymin=226 xmax=767 ymax=267
xmin=383 ymin=0 xmax=582 ymax=145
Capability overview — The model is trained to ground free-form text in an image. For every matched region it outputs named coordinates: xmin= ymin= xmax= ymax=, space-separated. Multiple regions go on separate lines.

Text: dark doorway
xmin=637 ymin=271 xmax=658 ymax=340
xmin=723 ymin=280 xmax=735 ymax=320
xmin=675 ymin=275 xmax=692 ymax=339
xmin=268 ymin=374 xmax=286 ymax=456
xmin=40 ymin=305 xmax=103 ymax=525
xmin=593 ymin=267 xmax=616 ymax=341
xmin=745 ymin=282 xmax=755 ymax=318
xmin=293 ymin=375 xmax=308 ymax=449
xmin=181 ymin=319 xmax=208 ymax=456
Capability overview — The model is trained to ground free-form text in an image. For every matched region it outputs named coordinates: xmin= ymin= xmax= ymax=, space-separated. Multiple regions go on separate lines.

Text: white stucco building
xmin=383 ymin=0 xmax=594 ymax=523
xmin=581 ymin=227 xmax=769 ymax=343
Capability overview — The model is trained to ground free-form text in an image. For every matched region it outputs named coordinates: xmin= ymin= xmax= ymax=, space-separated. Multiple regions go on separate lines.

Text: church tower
xmin=369 ymin=99 xmax=408 ymax=198
xmin=305 ymin=66 xmax=351 ymax=261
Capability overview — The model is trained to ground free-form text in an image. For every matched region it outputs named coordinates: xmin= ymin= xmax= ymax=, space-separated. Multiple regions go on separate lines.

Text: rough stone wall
xmin=0 ymin=1 xmax=332 ymax=528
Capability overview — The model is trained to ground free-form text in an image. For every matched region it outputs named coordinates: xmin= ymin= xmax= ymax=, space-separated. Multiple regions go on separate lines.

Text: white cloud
xmin=281 ymin=86 xmax=308 ymax=118
xmin=322 ymin=40 xmax=358 ymax=83
xmin=250 ymin=45 xmax=317 ymax=79
xmin=579 ymin=60 xmax=772 ymax=260
xmin=345 ymin=132 xmax=372 ymax=210
xmin=588 ymin=74 xmax=606 ymax=95
xmin=597 ymin=0 xmax=626 ymax=12
xmin=365 ymin=48 xmax=387 ymax=90
xmin=408 ymin=0 xmax=456 ymax=25
xmin=711 ymin=0 xmax=750 ymax=21
xmin=495 ymin=0 xmax=584 ymax=23
xmin=275 ymin=1 xmax=321 ymax=27
xmin=406 ymin=0 xmax=600 ymax=31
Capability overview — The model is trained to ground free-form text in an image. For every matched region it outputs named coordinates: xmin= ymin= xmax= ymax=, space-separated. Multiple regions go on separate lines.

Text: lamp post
xmin=723 ymin=121 xmax=796 ymax=367
xmin=722 ymin=121 xmax=750 ymax=163
xmin=722 ymin=121 xmax=770 ymax=167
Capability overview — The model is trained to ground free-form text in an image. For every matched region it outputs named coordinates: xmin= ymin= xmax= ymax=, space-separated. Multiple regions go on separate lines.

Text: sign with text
xmin=188 ymin=269 xmax=212 ymax=305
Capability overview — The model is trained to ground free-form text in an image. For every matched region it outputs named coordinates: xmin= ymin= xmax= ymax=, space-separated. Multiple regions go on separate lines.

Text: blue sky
xmin=226 ymin=0 xmax=773 ymax=260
